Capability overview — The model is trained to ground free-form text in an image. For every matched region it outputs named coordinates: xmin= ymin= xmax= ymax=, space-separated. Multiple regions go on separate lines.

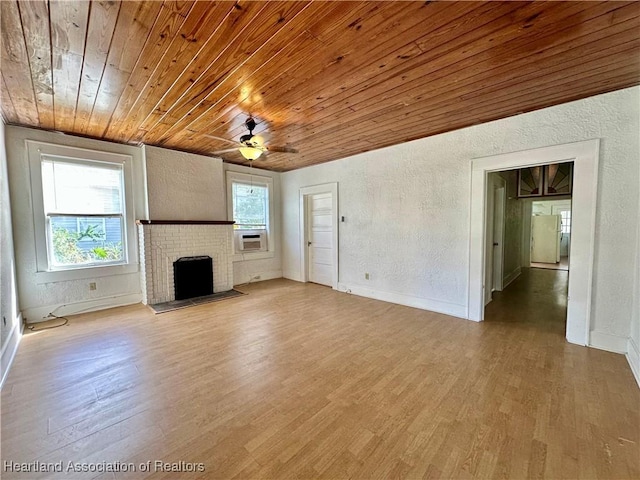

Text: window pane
xmin=561 ymin=210 xmax=571 ymax=234
xmin=232 ymin=183 xmax=267 ymax=229
xmin=49 ymin=215 xmax=124 ymax=267
xmin=42 ymin=158 xmax=123 ymax=214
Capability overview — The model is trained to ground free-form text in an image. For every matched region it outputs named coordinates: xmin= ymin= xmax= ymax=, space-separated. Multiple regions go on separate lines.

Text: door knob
xmin=308 ymin=241 xmax=312 ymax=246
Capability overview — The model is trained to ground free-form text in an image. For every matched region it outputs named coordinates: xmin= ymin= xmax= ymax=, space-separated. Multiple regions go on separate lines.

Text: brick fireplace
xmin=137 ymin=220 xmax=234 ymax=305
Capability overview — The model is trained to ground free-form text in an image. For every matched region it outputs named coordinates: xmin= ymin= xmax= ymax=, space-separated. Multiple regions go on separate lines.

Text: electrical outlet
xmin=365 ymin=273 xmax=370 ymax=280
xmin=89 ymin=282 xmax=97 ymax=291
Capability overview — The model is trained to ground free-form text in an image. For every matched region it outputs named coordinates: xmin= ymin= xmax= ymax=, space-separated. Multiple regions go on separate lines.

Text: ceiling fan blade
xmin=202 ymin=134 xmax=241 ymax=146
xmin=211 ymin=148 xmax=240 ymax=155
xmin=266 ymin=145 xmax=299 ymax=154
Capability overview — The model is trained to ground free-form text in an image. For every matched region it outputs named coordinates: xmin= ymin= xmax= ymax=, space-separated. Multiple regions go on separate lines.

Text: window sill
xmin=35 ymin=262 xmax=139 ymax=284
xmin=231 ymin=251 xmax=275 ymax=262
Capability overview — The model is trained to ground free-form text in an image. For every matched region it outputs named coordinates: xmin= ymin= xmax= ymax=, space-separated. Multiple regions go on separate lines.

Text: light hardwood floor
xmin=2 ymin=275 xmax=638 ymax=479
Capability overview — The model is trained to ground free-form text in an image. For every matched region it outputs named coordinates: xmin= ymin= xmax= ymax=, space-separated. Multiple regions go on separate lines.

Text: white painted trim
xmin=469 ymin=139 xmax=599 ymax=347
xmin=22 ymin=293 xmax=142 ymax=323
xmin=299 ymin=183 xmax=339 ymax=290
xmin=26 ymin=140 xmax=139 ymax=282
xmin=1 ymin=314 xmax=23 ymax=390
xmin=503 ymin=267 xmax=522 ymax=289
xmin=233 ymin=269 xmax=283 ymax=286
xmin=282 ymin=269 xmax=302 ymax=282
xmin=226 ymin=171 xmax=276 ymax=257
xmin=231 ymin=251 xmax=275 ymax=262
xmin=35 ymin=262 xmax=139 ymax=284
xmin=337 ymin=283 xmax=466 ymax=319
xmin=626 ymin=337 xmax=640 ymax=389
xmin=589 ymin=330 xmax=628 ymax=354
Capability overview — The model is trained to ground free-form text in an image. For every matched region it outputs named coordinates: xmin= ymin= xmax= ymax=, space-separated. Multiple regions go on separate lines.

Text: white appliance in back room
xmin=531 ymin=214 xmax=561 ymax=264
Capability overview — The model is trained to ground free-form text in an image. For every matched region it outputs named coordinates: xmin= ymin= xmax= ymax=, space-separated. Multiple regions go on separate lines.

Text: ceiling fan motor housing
xmin=240 ymin=117 xmax=258 ymax=145
xmin=245 ymin=117 xmax=257 ymax=132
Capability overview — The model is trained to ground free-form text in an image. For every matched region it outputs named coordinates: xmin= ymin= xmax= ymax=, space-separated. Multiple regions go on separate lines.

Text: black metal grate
xmin=173 ymin=256 xmax=213 ymax=300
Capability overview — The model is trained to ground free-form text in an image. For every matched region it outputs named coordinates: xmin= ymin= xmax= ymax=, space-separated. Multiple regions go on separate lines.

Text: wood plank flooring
xmin=1 ymin=276 xmax=638 ymax=479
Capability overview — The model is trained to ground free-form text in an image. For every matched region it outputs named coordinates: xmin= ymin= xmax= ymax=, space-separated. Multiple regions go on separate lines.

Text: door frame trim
xmin=468 ymin=139 xmax=599 ymax=346
xmin=299 ymin=183 xmax=339 ymax=289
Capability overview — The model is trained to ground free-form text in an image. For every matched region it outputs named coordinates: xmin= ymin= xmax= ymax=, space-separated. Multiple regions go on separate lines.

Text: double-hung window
xmin=28 ymin=141 xmax=137 ymax=281
xmin=232 ymin=182 xmax=268 ymax=230
xmin=42 ymin=158 xmax=125 ymax=268
xmin=226 ymin=171 xmax=274 ymax=258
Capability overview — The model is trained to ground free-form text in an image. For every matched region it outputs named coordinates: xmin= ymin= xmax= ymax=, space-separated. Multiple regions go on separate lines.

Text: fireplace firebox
xmin=173 ymin=256 xmax=213 ymax=300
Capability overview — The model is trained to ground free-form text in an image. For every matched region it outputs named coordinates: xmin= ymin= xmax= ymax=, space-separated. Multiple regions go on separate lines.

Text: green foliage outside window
xmin=233 ymin=183 xmax=267 ymax=229
xmin=51 ymin=225 xmax=122 ymax=265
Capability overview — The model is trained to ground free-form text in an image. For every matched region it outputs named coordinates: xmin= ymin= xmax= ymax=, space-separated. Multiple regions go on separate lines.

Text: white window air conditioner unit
xmin=237 ymin=231 xmax=267 ymax=252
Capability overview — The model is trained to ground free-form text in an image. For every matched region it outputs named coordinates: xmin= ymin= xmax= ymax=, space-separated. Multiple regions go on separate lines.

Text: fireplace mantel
xmin=136 ymin=220 xmax=235 ymax=225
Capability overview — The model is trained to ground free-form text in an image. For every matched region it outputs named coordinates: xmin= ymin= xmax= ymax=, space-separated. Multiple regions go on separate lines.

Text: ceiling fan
xmin=206 ymin=117 xmax=298 ymax=161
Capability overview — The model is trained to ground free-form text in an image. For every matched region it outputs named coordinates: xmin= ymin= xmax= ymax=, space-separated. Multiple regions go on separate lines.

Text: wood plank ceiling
xmin=1 ymin=1 xmax=639 ymax=172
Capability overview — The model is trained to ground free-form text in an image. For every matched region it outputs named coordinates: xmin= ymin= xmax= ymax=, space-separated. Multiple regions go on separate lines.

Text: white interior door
xmin=307 ymin=192 xmax=333 ymax=286
xmin=531 ymin=215 xmax=560 ymax=263
xmin=492 ymin=186 xmax=505 ymax=292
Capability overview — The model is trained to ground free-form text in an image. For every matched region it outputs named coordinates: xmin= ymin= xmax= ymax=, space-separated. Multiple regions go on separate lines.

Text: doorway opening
xmin=299 ymin=183 xmax=339 ymax=289
xmin=482 ymin=167 xmax=572 ymax=336
xmin=468 ymin=140 xmax=599 ymax=346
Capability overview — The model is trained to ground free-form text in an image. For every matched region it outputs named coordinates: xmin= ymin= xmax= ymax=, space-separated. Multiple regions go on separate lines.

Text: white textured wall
xmin=5 ymin=126 xmax=147 ymax=321
xmin=143 ymin=149 xmax=283 ymax=285
xmin=224 ymin=163 xmax=283 ymax=285
xmin=145 ymin=145 xmax=225 ymax=221
xmin=282 ymin=87 xmax=640 ymax=344
xmin=1 ymin=118 xmax=21 ymax=381
xmin=628 ymin=160 xmax=640 ymax=385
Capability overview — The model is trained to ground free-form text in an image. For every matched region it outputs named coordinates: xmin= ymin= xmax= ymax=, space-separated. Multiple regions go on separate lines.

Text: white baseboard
xmin=1 ymin=313 xmax=23 ymax=390
xmin=283 ymin=270 xmax=302 ymax=282
xmin=503 ymin=267 xmax=521 ymax=289
xmin=337 ymin=283 xmax=467 ymax=320
xmin=589 ymin=330 xmax=628 ymax=354
xmin=234 ymin=269 xmax=282 ymax=286
xmin=22 ymin=293 xmax=143 ymax=323
xmin=626 ymin=337 xmax=640 ymax=389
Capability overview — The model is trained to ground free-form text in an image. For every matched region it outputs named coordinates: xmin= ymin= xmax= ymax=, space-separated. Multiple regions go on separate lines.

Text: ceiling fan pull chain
xmin=250 ymin=159 xmax=254 ymax=193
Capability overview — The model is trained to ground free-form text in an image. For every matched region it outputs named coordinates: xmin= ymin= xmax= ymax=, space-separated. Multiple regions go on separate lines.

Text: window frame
xmin=28 ymin=141 xmax=138 ymax=283
xmin=231 ymin=181 xmax=268 ymax=231
xmin=226 ymin=171 xmax=275 ymax=260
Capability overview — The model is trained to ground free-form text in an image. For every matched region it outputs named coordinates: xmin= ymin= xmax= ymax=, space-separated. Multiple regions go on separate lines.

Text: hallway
xmin=484 ymin=267 xmax=568 ymax=336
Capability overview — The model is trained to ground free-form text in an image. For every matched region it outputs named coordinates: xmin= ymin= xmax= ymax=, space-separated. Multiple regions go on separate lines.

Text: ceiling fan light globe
xmin=252 ymin=135 xmax=265 ymax=147
xmin=239 ymin=146 xmax=262 ymax=160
